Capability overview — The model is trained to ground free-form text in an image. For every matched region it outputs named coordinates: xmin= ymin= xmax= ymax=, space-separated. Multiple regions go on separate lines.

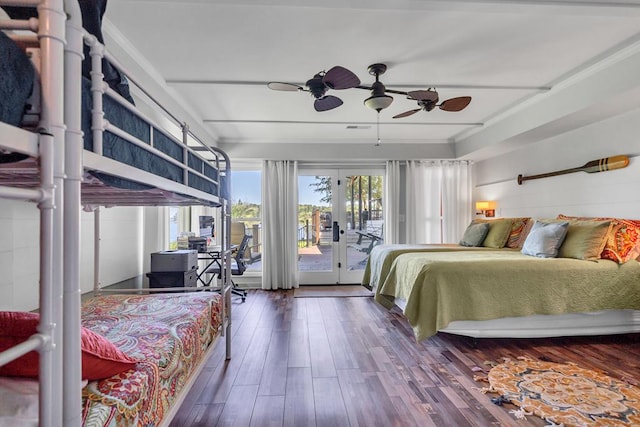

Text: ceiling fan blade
xmin=407 ymin=90 xmax=439 ymax=102
xmin=268 ymin=82 xmax=302 ymax=92
xmin=323 ymin=66 xmax=361 ymax=90
xmin=439 ymin=96 xmax=472 ymax=112
xmin=393 ymin=108 xmax=421 ymax=119
xmin=314 ymin=95 xmax=343 ymax=112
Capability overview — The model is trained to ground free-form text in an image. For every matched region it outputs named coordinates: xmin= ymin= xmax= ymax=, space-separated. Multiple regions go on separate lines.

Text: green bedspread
xmin=374 ymin=250 xmax=640 ymax=342
xmin=362 ymin=244 xmax=507 ymax=291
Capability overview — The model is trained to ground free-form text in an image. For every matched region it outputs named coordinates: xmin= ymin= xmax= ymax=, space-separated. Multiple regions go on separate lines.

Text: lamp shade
xmin=475 ymin=201 xmax=496 ymax=210
xmin=364 ymin=94 xmax=393 ymax=112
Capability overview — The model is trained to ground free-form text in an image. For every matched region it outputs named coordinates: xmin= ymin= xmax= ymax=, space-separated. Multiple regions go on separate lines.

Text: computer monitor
xmin=199 ymin=216 xmax=214 ymax=238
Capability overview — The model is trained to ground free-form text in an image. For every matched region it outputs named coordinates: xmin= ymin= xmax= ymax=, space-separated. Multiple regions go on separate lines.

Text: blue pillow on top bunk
xmin=2 ymin=2 xmax=134 ymax=104
xmin=0 ymin=31 xmax=35 ymax=127
xmin=521 ymin=220 xmax=570 ymax=258
xmin=0 ymin=311 xmax=139 ymax=380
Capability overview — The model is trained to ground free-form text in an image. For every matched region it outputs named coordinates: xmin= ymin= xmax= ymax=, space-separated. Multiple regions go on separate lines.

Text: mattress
xmin=80 ymin=77 xmax=220 ymax=196
xmin=376 ymin=250 xmax=640 ymax=341
xmin=79 ymin=292 xmax=222 ymax=426
xmin=363 ymin=243 xmax=514 ymax=292
xmin=0 ymin=30 xmax=223 ymax=199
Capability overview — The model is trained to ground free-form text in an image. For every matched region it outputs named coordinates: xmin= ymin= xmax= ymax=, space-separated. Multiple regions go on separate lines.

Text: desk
xmin=197 ymin=245 xmax=236 ymax=287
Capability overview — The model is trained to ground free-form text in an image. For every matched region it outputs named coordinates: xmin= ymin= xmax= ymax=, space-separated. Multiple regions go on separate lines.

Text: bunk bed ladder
xmin=0 ymin=1 xmax=70 ymax=425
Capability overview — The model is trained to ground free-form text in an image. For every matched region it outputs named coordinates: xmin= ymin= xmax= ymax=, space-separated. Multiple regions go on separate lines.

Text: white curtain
xmin=153 ymin=206 xmax=169 ymax=250
xmin=442 ymin=161 xmax=473 ymax=243
xmin=405 ymin=160 xmax=472 ymax=244
xmin=261 ymin=160 xmax=299 ymax=290
xmin=406 ymin=161 xmax=442 ymax=243
xmin=384 ymin=161 xmax=402 ymax=244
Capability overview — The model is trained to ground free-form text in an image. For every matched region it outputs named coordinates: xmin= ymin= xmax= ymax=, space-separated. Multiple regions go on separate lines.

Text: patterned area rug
xmin=475 ymin=357 xmax=640 ymax=426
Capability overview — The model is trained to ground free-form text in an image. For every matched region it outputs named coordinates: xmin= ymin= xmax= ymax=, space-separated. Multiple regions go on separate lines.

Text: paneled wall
xmin=0 ymin=201 xmax=149 ymax=312
xmin=474 ymin=108 xmax=640 ymax=220
xmin=80 ymin=206 xmax=145 ymax=294
xmin=0 ymin=200 xmax=39 ymax=311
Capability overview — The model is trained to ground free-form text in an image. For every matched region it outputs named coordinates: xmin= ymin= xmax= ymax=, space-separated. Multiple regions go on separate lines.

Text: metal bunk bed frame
xmin=0 ymin=1 xmax=232 ymax=425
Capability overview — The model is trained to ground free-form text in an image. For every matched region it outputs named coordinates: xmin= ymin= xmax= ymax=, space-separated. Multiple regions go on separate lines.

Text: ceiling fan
xmin=392 ymin=89 xmax=472 ymax=119
xmin=267 ymin=63 xmax=472 ymax=115
xmin=267 ymin=66 xmax=361 ymax=112
xmin=356 ymin=63 xmax=471 ymax=117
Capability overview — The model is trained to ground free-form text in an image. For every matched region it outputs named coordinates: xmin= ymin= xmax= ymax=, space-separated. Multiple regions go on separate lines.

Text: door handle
xmin=332 ymin=221 xmax=340 ymax=242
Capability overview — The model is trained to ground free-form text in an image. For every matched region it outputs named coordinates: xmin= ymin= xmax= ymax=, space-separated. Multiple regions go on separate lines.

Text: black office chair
xmin=206 ymin=234 xmax=249 ymax=302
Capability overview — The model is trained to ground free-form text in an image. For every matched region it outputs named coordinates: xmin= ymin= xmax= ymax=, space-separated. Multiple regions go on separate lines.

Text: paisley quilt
xmin=80 ymin=292 xmax=222 ymax=426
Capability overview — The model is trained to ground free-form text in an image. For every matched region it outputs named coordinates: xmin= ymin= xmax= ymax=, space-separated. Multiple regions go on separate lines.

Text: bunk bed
xmin=0 ymin=1 xmax=232 ymax=426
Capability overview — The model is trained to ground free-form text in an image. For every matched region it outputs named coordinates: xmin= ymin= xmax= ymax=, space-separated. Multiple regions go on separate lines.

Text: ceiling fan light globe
xmin=364 ymin=94 xmax=393 ymax=112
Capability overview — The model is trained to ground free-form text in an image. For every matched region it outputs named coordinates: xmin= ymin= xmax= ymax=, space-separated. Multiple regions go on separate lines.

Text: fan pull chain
xmin=376 ymin=113 xmax=381 ymax=146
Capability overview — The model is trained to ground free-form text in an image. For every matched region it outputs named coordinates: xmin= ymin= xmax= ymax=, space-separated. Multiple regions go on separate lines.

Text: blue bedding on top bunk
xmin=0 ymin=31 xmax=34 ymax=127
xmin=80 ymin=78 xmax=219 ymax=196
xmin=3 ymin=2 xmax=134 ymax=104
xmin=0 ymin=31 xmax=222 ymax=199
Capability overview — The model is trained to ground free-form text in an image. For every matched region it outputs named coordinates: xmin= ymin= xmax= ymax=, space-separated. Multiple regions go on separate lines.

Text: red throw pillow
xmin=0 ymin=311 xmax=138 ymax=380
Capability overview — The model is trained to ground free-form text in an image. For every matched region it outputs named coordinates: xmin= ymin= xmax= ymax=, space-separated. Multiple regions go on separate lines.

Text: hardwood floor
xmin=171 ymin=290 xmax=640 ymax=426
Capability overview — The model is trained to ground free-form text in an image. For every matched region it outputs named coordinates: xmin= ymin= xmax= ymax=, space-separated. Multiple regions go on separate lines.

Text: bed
xmin=362 ymin=243 xmax=510 ymax=292
xmin=0 ymin=1 xmax=233 ymax=426
xmin=0 ymin=23 xmax=228 ymax=206
xmin=363 ymin=217 xmax=532 ymax=290
xmin=366 ymin=217 xmax=640 ymax=341
xmin=1 ymin=292 xmax=223 ymax=426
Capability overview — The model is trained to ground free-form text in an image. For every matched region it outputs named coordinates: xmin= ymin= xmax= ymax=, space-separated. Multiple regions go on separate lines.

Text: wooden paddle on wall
xmin=517 ymin=155 xmax=629 ymax=185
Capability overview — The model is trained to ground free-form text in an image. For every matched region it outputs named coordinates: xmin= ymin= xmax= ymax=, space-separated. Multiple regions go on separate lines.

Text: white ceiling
xmin=104 ymin=0 xmax=640 ymax=160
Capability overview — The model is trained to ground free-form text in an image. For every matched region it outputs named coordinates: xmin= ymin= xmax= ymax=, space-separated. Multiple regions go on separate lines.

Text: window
xmin=168 ymin=207 xmax=191 ymax=250
xmin=231 ymin=170 xmax=262 ymax=272
xmin=168 ymin=207 xmax=180 ymax=250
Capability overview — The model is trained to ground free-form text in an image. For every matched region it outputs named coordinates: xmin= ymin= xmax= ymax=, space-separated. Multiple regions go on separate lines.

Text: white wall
xmin=0 ymin=201 xmax=157 ymax=312
xmin=80 ymin=206 xmax=145 ymax=294
xmin=0 ymin=200 xmax=39 ymax=312
xmin=473 ymin=108 xmax=640 ymax=219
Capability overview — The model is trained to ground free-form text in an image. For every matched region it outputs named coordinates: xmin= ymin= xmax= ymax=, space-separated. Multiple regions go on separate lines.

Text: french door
xmin=298 ymin=168 xmax=384 ymax=285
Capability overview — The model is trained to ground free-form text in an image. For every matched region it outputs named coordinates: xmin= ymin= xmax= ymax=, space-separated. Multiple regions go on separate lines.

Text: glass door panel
xmin=298 ymin=169 xmax=384 ymax=285
xmin=298 ymin=173 xmax=338 ymax=284
xmin=341 ymin=172 xmax=384 ymax=284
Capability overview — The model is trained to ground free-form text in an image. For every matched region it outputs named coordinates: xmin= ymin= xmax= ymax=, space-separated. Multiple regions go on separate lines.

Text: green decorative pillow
xmin=557 ymin=220 xmax=612 ymax=260
xmin=482 ymin=218 xmax=513 ymax=248
xmin=558 ymin=214 xmax=640 ymax=263
xmin=459 ymin=222 xmax=490 ymax=247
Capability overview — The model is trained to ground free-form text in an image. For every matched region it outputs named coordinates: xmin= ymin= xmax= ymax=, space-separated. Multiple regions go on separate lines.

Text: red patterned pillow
xmin=506 ymin=217 xmax=531 ymax=249
xmin=0 ymin=311 xmax=138 ymax=380
xmin=557 ymin=214 xmax=640 ymax=263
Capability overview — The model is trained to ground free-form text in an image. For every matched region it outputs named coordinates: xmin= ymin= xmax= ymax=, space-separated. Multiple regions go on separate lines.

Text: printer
xmin=147 ymin=250 xmax=198 ymax=288
xmin=150 ymin=249 xmax=198 ymax=272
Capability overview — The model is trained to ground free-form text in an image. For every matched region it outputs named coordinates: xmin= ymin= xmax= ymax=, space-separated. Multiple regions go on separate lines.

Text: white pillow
xmin=521 ymin=221 xmax=569 ymax=258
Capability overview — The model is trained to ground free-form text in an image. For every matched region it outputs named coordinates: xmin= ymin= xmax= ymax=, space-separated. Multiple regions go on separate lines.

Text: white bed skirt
xmin=393 ymin=298 xmax=640 ymax=338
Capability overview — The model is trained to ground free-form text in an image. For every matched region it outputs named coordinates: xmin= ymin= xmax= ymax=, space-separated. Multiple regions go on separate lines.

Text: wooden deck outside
xmin=246 ymin=229 xmax=379 ymax=273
